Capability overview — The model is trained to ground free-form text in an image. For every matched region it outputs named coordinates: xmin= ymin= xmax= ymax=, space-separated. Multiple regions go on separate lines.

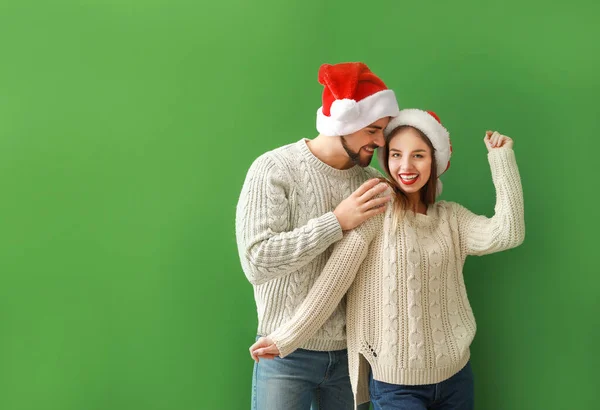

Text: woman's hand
xmin=249 ymin=336 xmax=281 ymax=362
xmin=484 ymin=131 xmax=513 ymax=152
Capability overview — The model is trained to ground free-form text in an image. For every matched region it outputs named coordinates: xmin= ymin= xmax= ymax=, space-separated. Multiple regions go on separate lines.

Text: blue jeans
xmin=369 ymin=361 xmax=474 ymax=410
xmin=251 ymin=340 xmax=371 ymax=410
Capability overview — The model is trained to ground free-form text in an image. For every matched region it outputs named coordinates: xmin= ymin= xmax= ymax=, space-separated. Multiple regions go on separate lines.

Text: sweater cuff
xmin=487 ymin=147 xmax=517 ymax=179
xmin=270 ymin=331 xmax=296 ymax=358
xmin=487 ymin=146 xmax=515 ymax=165
xmin=319 ymin=211 xmax=344 ymax=244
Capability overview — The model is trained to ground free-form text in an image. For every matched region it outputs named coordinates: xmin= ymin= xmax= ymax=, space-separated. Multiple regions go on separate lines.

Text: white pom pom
xmin=330 ymin=99 xmax=360 ymax=121
xmin=436 ymin=178 xmax=443 ymax=197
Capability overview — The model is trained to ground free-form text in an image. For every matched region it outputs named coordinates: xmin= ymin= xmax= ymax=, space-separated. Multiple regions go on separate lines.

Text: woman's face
xmin=387 ymin=127 xmax=433 ymax=196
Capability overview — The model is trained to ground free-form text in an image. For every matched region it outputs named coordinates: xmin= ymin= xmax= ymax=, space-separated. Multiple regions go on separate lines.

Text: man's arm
xmin=236 ymin=155 xmax=390 ymax=286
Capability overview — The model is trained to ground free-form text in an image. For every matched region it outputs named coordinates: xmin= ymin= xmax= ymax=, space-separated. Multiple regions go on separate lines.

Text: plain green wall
xmin=1 ymin=0 xmax=598 ymax=409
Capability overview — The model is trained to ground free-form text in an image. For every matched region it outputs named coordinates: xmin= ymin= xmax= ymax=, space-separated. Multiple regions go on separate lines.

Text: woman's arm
xmin=250 ymin=214 xmax=383 ymax=359
xmin=456 ymin=131 xmax=525 ymax=256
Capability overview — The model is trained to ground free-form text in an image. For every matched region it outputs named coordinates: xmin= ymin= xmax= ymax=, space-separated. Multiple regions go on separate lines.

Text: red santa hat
xmin=316 ymin=62 xmax=400 ymax=136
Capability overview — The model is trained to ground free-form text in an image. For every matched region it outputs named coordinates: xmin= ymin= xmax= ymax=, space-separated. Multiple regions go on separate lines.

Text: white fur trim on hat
xmin=330 ymin=99 xmax=360 ymax=121
xmin=383 ymin=109 xmax=451 ymax=178
xmin=316 ymin=89 xmax=400 ymax=136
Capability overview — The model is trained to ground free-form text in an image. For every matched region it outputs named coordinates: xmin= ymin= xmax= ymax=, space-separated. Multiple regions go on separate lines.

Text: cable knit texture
xmin=268 ymin=147 xmax=525 ymax=408
xmin=236 ymin=139 xmax=382 ymax=352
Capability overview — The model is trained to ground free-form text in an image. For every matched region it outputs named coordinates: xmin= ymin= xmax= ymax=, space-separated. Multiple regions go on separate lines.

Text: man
xmin=236 ymin=62 xmax=399 ymax=410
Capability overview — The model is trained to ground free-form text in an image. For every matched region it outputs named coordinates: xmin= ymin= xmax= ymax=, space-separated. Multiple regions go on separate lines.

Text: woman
xmin=249 ymin=109 xmax=525 ymax=409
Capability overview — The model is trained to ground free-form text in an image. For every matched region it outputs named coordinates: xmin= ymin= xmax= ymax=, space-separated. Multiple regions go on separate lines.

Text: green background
xmin=1 ymin=0 xmax=598 ymax=409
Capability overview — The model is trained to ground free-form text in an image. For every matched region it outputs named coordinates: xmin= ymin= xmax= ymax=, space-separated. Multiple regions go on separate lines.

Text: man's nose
xmin=373 ymin=133 xmax=385 ymax=147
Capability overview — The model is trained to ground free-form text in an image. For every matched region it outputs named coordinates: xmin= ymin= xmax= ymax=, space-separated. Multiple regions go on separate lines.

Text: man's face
xmin=340 ymin=117 xmax=390 ymax=167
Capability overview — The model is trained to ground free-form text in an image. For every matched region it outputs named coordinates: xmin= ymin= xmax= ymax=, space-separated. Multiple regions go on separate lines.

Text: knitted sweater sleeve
xmin=455 ymin=147 xmax=526 ymax=256
xmin=235 ymin=155 xmax=343 ymax=286
xmin=267 ymin=214 xmax=383 ymax=357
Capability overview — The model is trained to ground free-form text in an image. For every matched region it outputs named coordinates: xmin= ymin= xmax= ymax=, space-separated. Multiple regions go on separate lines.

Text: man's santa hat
xmin=316 ymin=62 xmax=400 ymax=136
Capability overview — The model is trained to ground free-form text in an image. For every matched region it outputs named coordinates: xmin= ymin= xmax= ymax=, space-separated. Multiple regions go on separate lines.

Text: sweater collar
xmin=298 ymin=139 xmax=370 ymax=179
xmin=406 ymin=204 xmax=439 ymax=227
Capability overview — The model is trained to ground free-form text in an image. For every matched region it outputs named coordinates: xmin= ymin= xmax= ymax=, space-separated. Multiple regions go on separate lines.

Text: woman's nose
xmin=400 ymin=157 xmax=414 ymax=170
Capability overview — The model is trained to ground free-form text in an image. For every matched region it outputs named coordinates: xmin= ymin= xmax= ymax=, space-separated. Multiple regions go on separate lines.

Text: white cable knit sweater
xmin=235 ymin=139 xmax=381 ymax=352
xmin=268 ymin=147 xmax=525 ymax=407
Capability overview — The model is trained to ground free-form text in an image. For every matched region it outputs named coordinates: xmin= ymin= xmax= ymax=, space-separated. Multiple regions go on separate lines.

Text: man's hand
xmin=333 ymin=179 xmax=391 ymax=231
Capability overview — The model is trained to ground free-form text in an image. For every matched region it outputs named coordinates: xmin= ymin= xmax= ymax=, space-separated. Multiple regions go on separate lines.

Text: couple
xmin=236 ymin=62 xmax=525 ymax=410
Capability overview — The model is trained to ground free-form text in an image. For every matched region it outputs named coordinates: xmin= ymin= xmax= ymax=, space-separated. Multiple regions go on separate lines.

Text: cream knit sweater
xmin=236 ymin=139 xmax=381 ymax=352
xmin=269 ymin=147 xmax=525 ymax=406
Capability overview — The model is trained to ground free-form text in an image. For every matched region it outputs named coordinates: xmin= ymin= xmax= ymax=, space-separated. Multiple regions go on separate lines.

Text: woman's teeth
xmin=399 ymin=174 xmax=419 ymax=185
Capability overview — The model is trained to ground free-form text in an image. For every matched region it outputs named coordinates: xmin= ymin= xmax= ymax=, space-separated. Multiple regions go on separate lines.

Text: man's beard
xmin=341 ymin=136 xmax=375 ymax=167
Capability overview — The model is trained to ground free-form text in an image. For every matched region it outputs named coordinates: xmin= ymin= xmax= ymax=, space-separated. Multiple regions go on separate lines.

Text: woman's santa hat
xmin=316 ymin=62 xmax=400 ymax=136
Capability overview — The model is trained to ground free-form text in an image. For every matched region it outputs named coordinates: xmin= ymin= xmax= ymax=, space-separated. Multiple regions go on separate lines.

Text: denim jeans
xmin=251 ymin=339 xmax=371 ymax=410
xmin=369 ymin=361 xmax=474 ymax=410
